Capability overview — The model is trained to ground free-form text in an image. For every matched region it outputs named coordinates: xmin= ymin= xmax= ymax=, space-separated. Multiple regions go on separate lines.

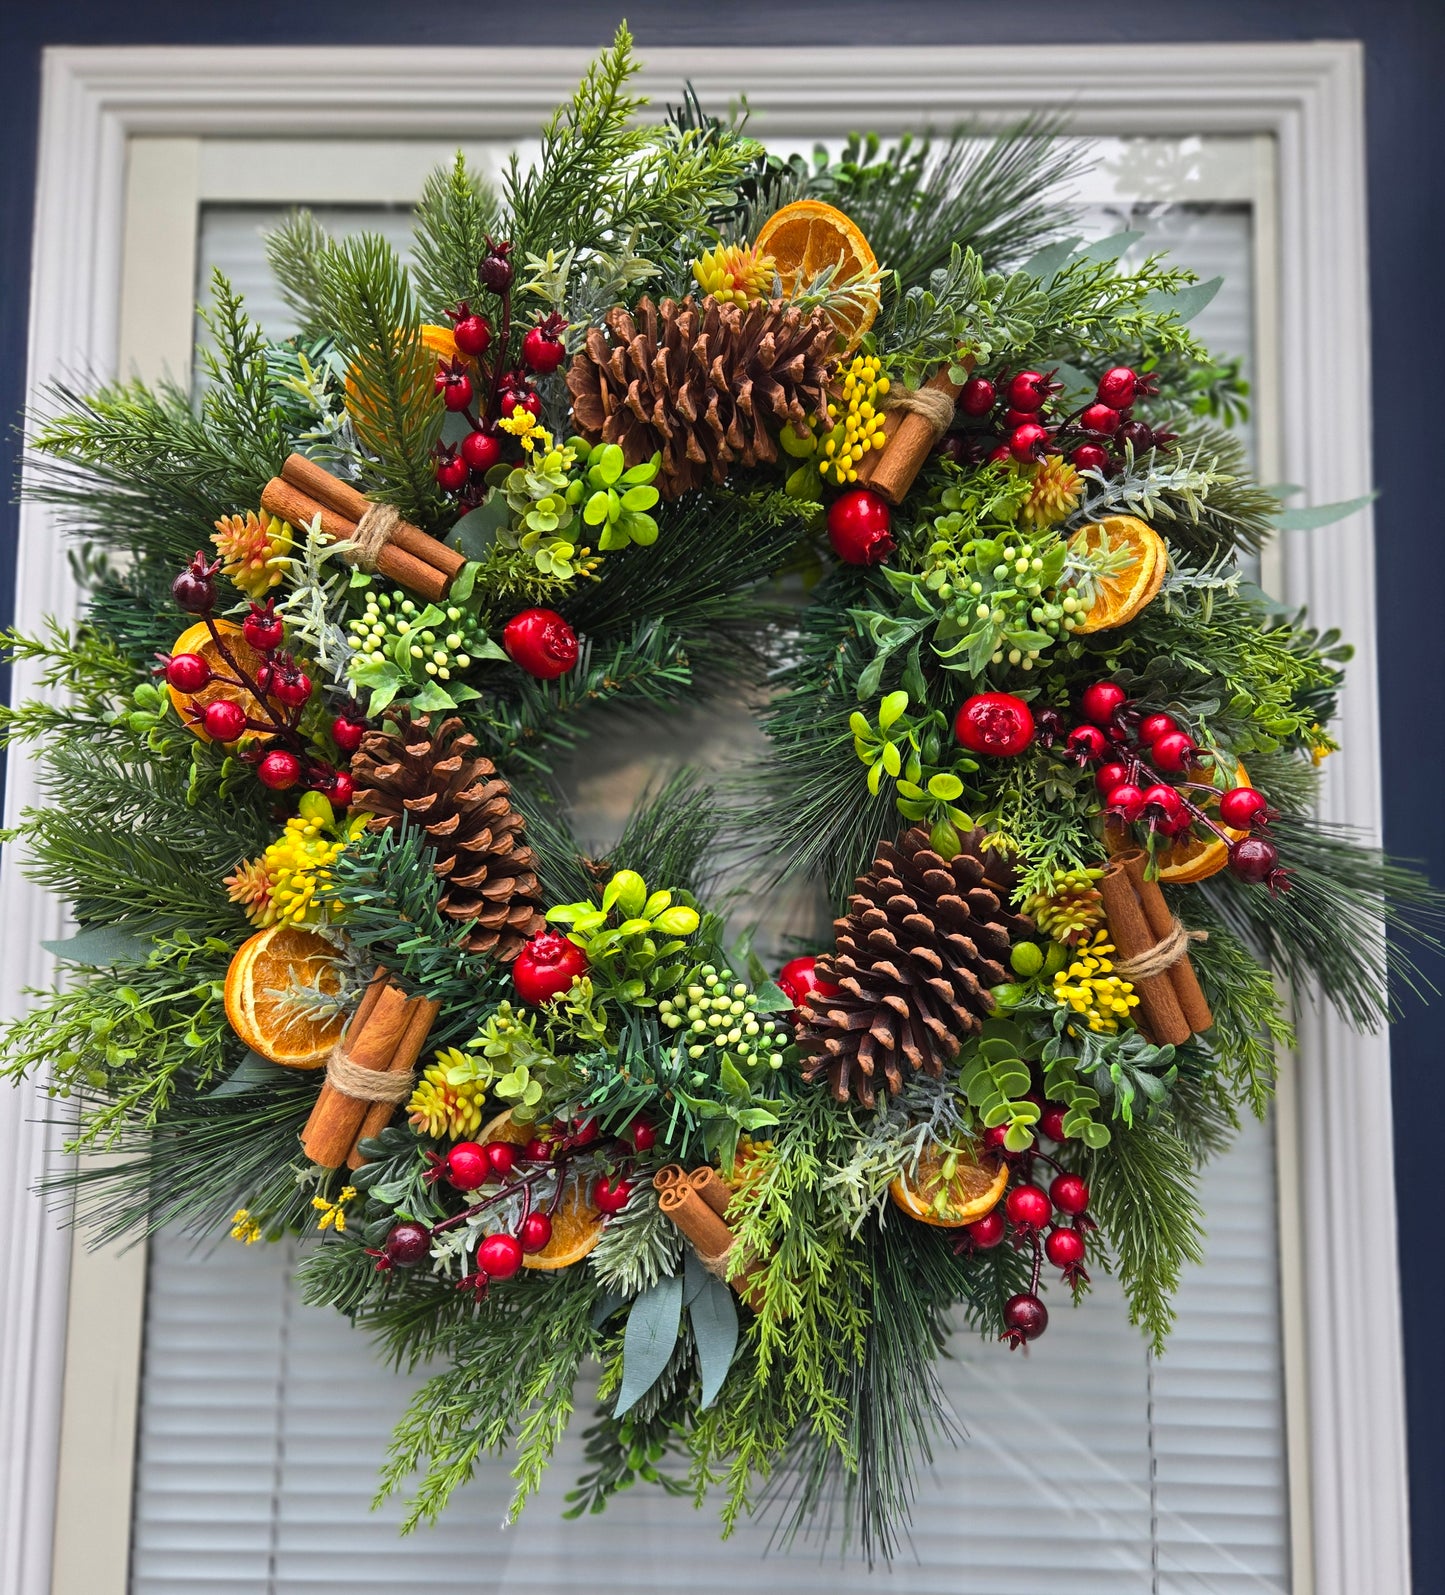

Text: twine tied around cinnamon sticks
xmin=1099 ymin=851 xmax=1214 ymax=1047
xmin=653 ymin=1165 xmax=768 ymax=1312
xmin=260 ymin=453 xmax=465 ymax=603
xmin=856 ymin=354 xmax=974 ymax=504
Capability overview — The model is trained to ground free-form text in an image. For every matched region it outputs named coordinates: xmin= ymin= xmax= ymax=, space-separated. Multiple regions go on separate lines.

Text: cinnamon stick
xmin=856 ymin=357 xmax=972 ymax=504
xmin=260 ymin=477 xmax=355 ymax=544
xmin=687 ymin=1165 xmax=735 ymax=1222
xmin=1098 ymin=859 xmax=1190 ymax=1047
xmin=346 ymin=995 xmax=442 ymax=1169
xmin=302 ymin=981 xmax=415 ymax=1167
xmin=1119 ymin=849 xmax=1213 ymax=1036
xmin=655 ymin=1175 xmax=735 ymax=1266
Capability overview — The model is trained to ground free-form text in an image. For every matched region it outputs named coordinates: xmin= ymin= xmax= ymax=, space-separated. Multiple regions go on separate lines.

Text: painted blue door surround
xmin=2 ymin=1 xmax=1441 ymax=1584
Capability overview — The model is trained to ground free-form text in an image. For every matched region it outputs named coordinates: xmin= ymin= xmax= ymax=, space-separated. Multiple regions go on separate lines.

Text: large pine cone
xmin=349 ymin=711 xmax=545 ymax=960
xmin=796 ymin=827 xmax=1034 ymax=1108
xmin=565 ymin=294 xmax=835 ymax=498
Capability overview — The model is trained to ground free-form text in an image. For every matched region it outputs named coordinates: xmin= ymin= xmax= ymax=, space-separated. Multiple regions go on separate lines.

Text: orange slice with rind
xmin=223 ymin=923 xmax=346 ymax=1067
xmin=168 ymin=618 xmax=269 ymax=742
xmin=754 ymin=199 xmax=879 ymax=351
xmin=479 ymin=1109 xmax=604 ymax=1271
xmin=889 ymin=1142 xmax=1008 ymax=1228
xmin=1069 ymin=515 xmax=1168 ymax=634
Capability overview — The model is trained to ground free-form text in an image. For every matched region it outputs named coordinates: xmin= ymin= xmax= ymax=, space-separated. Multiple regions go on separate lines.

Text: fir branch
xmin=587 ymin=1182 xmax=683 ymax=1297
xmin=410 ymin=153 xmax=501 ymax=318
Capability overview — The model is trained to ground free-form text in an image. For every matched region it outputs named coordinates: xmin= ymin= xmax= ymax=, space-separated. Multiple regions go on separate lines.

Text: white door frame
xmin=0 ymin=41 xmax=1396 ymax=1595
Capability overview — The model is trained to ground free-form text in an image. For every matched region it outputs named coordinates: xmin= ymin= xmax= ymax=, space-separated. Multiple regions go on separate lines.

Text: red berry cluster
xmin=432 ymin=237 xmax=568 ymax=511
xmin=1054 ymin=680 xmax=1285 ymax=889
xmin=943 ymin=364 xmax=1172 ymax=475
xmin=163 ymin=555 xmax=363 ymax=804
xmin=959 ymin=1106 xmax=1096 ymax=1348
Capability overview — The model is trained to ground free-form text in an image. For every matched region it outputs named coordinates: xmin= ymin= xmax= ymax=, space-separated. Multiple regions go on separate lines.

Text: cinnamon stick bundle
xmin=259 ymin=453 xmax=466 ymax=603
xmin=1098 ymin=856 xmax=1210 ymax=1047
xmin=856 ymin=355 xmax=973 ymax=504
xmin=1119 ymin=850 xmax=1213 ymax=1036
xmin=652 ymin=1165 xmax=768 ymax=1312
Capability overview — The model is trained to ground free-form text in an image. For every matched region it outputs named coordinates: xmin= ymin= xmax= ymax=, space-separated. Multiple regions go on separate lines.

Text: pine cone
xmin=349 ymin=710 xmax=545 ymax=960
xmin=565 ymin=294 xmax=835 ymax=498
xmin=796 ymin=827 xmax=1034 ymax=1108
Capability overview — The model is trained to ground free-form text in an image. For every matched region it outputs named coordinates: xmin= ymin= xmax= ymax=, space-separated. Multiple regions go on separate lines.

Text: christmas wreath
xmin=4 ymin=26 xmax=1436 ymax=1558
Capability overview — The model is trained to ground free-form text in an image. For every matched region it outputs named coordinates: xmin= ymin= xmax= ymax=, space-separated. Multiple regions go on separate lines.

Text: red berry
xmin=567 ymin=1117 xmax=600 ymax=1149
xmin=1095 ymin=366 xmax=1138 ymax=409
xmin=436 ymin=366 xmax=473 ymax=412
xmin=1050 ymin=1172 xmax=1090 ymax=1214
xmin=1219 ymin=786 xmax=1269 ymax=829
xmin=1142 ymin=783 xmax=1189 ymax=831
xmin=384 ymin=1221 xmax=431 ymax=1268
xmin=502 ymin=608 xmax=579 ymax=679
xmin=202 ymin=699 xmax=247 ymax=741
xmin=1008 ymin=420 xmax=1049 ymax=460
xmin=827 ymin=488 xmax=895 ymax=565
xmin=982 ymin=1124 xmax=1013 ymax=1152
xmin=1080 ymin=681 xmax=1128 ymax=726
xmin=1118 ymin=419 xmax=1154 ymax=453
xmin=1151 ymin=730 xmax=1198 ymax=774
xmin=1004 ymin=408 xmax=1040 ymax=431
xmin=1108 ymin=781 xmax=1147 ymax=823
xmin=1005 ymin=1183 xmax=1052 ymax=1229
xmin=1006 ymin=370 xmax=1056 ymax=412
xmin=484 ymin=1141 xmax=518 ymax=1179
xmin=521 ymin=325 xmax=567 ymax=375
xmin=1039 ymin=1103 xmax=1070 ymax=1143
xmin=165 ymin=652 xmax=211 ymax=694
xmin=628 ymin=1118 xmax=657 ymax=1152
xmin=523 ymin=1137 xmax=555 ymax=1163
xmin=1081 ymin=402 xmax=1122 ymax=435
xmin=958 ymin=376 xmax=997 ymax=416
xmin=594 ymin=1176 xmax=633 ymax=1216
xmin=1070 ymin=443 xmax=1110 ymax=474
xmin=331 ymin=715 xmax=366 ymax=753
xmin=777 ymin=955 xmax=840 ymax=1015
xmin=327 ymin=772 xmax=355 ymax=808
xmin=477 ymin=244 xmax=514 ymax=293
xmin=1137 ymin=712 xmax=1179 ymax=746
xmin=273 ymin=667 xmax=312 ymax=708
xmin=519 ymin=1212 xmax=553 ymax=1254
xmin=1002 ymin=1291 xmax=1049 ymax=1342
xmin=240 ymin=610 xmax=283 ymax=654
xmin=964 ymin=1209 xmax=1006 ymax=1248
xmin=512 ymin=931 xmax=589 ymax=1005
xmin=257 ymin=749 xmax=302 ymax=790
xmin=1046 ymin=1227 xmax=1086 ymax=1268
xmin=478 ymin=1232 xmax=523 ymax=1280
xmin=452 ymin=311 xmax=492 ymax=358
xmin=1095 ymin=761 xmax=1129 ymax=797
xmin=1230 ymin=834 xmax=1281 ymax=883
xmin=172 ymin=556 xmax=218 ymax=614
xmin=435 ymin=453 xmax=469 ymax=491
xmin=987 ymin=445 xmax=1013 ymax=463
xmin=445 ymin=1142 xmax=490 ymax=1191
xmin=954 ymin=692 xmax=1035 ymax=758
xmin=502 ymin=389 xmax=542 ymax=421
xmin=1067 ymin=724 xmax=1109 ymax=762
xmin=460 ymin=429 xmax=503 ymax=473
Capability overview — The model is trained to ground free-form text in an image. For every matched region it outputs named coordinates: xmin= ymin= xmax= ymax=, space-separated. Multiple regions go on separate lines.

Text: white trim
xmin=1 ymin=41 xmax=1397 ymax=1595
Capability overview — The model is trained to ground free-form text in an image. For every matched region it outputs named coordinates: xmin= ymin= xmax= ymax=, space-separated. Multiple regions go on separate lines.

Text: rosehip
xmin=982 ymin=1124 xmax=1013 ymax=1152
xmin=1008 ymin=421 xmax=1049 ymax=460
xmin=827 ymin=488 xmax=894 ymax=565
xmin=958 ymin=376 xmax=997 ymax=416
xmin=594 ymin=1176 xmax=633 ymax=1216
xmin=566 ymin=1117 xmax=600 ymax=1149
xmin=202 ymin=699 xmax=247 ymax=741
xmin=460 ymin=429 xmax=503 ymax=474
xmin=1070 ymin=443 xmax=1110 ymax=474
xmin=445 ymin=1142 xmax=490 ymax=1191
xmin=1142 ymin=783 xmax=1190 ymax=832
xmin=1080 ymin=401 xmax=1122 ymax=435
xmin=1005 ymin=1183 xmax=1052 ymax=1229
xmin=484 ymin=1141 xmax=518 ymax=1179
xmin=1046 ymin=1227 xmax=1086 ymax=1268
xmin=477 ymin=1232 xmax=523 ymax=1280
xmin=1080 ymin=681 xmax=1128 ymax=726
xmin=257 ymin=749 xmax=303 ymax=790
xmin=1219 ymin=786 xmax=1270 ymax=829
xmin=331 ymin=715 xmax=366 ymax=753
xmin=435 ymin=452 xmax=469 ymax=492
xmin=501 ymin=388 xmax=542 ymax=422
xmin=242 ymin=607 xmax=285 ymax=652
xmin=1151 ymin=730 xmax=1198 ymax=774
xmin=954 ymin=692 xmax=1035 ymax=758
xmin=519 ymin=1212 xmax=553 ymax=1254
xmin=1002 ymin=1291 xmax=1049 ymax=1343
xmin=328 ymin=772 xmax=354 ymax=808
xmin=777 ymin=955 xmax=840 ymax=1016
xmin=1095 ymin=761 xmax=1129 ymax=797
xmin=503 ymin=608 xmax=579 ymax=679
xmin=1006 ymin=370 xmax=1055 ymax=412
xmin=1118 ymin=420 xmax=1155 ymax=453
xmin=435 ymin=365 xmax=473 ymax=412
xmin=521 ymin=324 xmax=567 ymax=375
xmin=1050 ymin=1172 xmax=1090 ymax=1214
xmin=477 ymin=243 xmax=514 ymax=293
xmin=172 ymin=556 xmax=218 ymax=614
xmin=1137 ymin=712 xmax=1179 ymax=746
xmin=964 ymin=1209 xmax=1006 ymax=1248
xmin=452 ymin=310 xmax=492 ymax=358
xmin=513 ymin=931 xmax=588 ymax=1004
xmin=988 ymin=445 xmax=1013 ymax=463
xmin=273 ymin=668 xmax=312 ymax=708
xmin=1095 ymin=366 xmax=1138 ymax=409
xmin=1230 ymin=835 xmax=1281 ymax=883
xmin=1067 ymin=724 xmax=1109 ymax=762
xmin=383 ymin=1221 xmax=431 ymax=1268
xmin=523 ymin=1137 xmax=555 ymax=1163
xmin=1107 ymin=782 xmax=1147 ymax=823
xmin=165 ymin=653 xmax=211 ymax=694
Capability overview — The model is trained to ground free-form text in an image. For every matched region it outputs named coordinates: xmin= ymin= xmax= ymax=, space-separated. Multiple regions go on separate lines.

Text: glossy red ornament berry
xmin=273 ymin=667 xmax=312 ymax=708
xmin=1046 ymin=1227 xmax=1086 ymax=1268
xmin=1142 ymin=783 xmax=1190 ymax=832
xmin=242 ymin=611 xmax=283 ymax=655
xmin=1006 ymin=370 xmax=1052 ymax=412
xmin=628 ymin=1118 xmax=657 ymax=1152
xmin=446 ymin=1142 xmax=490 ymax=1191
xmin=165 ymin=652 xmax=211 ymax=694
xmin=965 ymin=1209 xmax=1006 ymax=1248
xmin=1081 ymin=401 xmax=1122 ymax=436
xmin=1067 ymin=724 xmax=1109 ymax=762
xmin=1008 ymin=420 xmax=1049 ymax=460
xmin=567 ymin=1117 xmax=600 ymax=1149
xmin=1003 ymin=1291 xmax=1049 ymax=1343
xmin=1108 ymin=781 xmax=1147 ymax=824
xmin=257 ymin=749 xmax=302 ymax=790
xmin=512 ymin=931 xmax=589 ymax=1005
xmin=384 ymin=1221 xmax=431 ymax=1268
xmin=1039 ymin=1103 xmax=1070 ymax=1143
xmin=1070 ymin=443 xmax=1110 ymax=474
xmin=958 ymin=376 xmax=997 ymax=416
xmin=435 ymin=452 xmax=469 ymax=492
xmin=460 ymin=429 xmax=503 ymax=474
xmin=1095 ymin=366 xmax=1138 ymax=409
xmin=954 ymin=692 xmax=1035 ymax=758
xmin=1137 ymin=712 xmax=1179 ymax=746
xmin=478 ymin=1232 xmax=524 ymax=1280
xmin=328 ymin=772 xmax=355 ymax=808
xmin=452 ymin=311 xmax=492 ymax=357
xmin=521 ymin=325 xmax=567 ymax=375
xmin=1006 ymin=1183 xmax=1052 ymax=1229
xmin=594 ymin=1176 xmax=633 ymax=1216
xmin=331 ymin=715 xmax=366 ymax=753
xmin=777 ymin=955 xmax=840 ymax=1015
xmin=1095 ymin=761 xmax=1129 ymax=797
xmin=519 ymin=1212 xmax=553 ymax=1254
xmin=987 ymin=444 xmax=1013 ymax=464
xmin=1230 ymin=835 xmax=1281 ymax=883
xmin=1050 ymin=1172 xmax=1090 ymax=1214
xmin=523 ymin=1137 xmax=555 ymax=1163
xmin=827 ymin=488 xmax=895 ymax=565
xmin=1151 ymin=730 xmax=1198 ymax=774
xmin=436 ymin=366 xmax=474 ymax=412
xmin=982 ymin=1124 xmax=1013 ymax=1152
xmin=1219 ymin=786 xmax=1270 ymax=829
xmin=202 ymin=699 xmax=247 ymax=741
xmin=1080 ymin=681 xmax=1128 ymax=726
xmin=484 ymin=1141 xmax=518 ymax=1179
xmin=502 ymin=607 xmax=579 ymax=679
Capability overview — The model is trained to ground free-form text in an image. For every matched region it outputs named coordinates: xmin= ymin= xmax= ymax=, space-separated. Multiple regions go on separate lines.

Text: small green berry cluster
xmin=659 ymin=965 xmax=787 ymax=1073
xmin=347 ymin=587 xmax=490 ymax=684
xmin=923 ymin=526 xmax=1078 ymax=672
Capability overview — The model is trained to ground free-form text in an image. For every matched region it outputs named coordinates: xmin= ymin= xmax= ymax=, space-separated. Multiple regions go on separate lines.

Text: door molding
xmin=1 ymin=40 xmax=1392 ymax=1595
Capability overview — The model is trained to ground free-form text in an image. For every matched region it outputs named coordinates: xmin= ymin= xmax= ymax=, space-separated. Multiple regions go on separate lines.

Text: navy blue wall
xmin=3 ymin=1 xmax=1442 ymax=1584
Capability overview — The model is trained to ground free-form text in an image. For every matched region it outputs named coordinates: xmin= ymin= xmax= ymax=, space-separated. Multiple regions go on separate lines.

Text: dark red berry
xmin=1230 ymin=835 xmax=1280 ymax=883
xmin=446 ymin=1142 xmax=490 ymax=1191
xmin=965 ymin=1209 xmax=1006 ymax=1248
xmin=1095 ymin=366 xmax=1138 ymax=409
xmin=1067 ymin=724 xmax=1109 ymax=762
xmin=777 ymin=955 xmax=840 ymax=1016
xmin=172 ymin=555 xmax=218 ymax=614
xmin=1118 ymin=420 xmax=1154 ymax=453
xmin=594 ymin=1176 xmax=633 ymax=1216
xmin=1008 ymin=421 xmax=1049 ymax=461
xmin=503 ymin=608 xmax=579 ymax=679
xmin=1046 ymin=1227 xmax=1086 ymax=1268
xmin=1151 ymin=730 xmax=1198 ymax=774
xmin=512 ymin=931 xmax=588 ymax=1005
xmin=1005 ymin=1183 xmax=1052 ymax=1229
xmin=1137 ymin=712 xmax=1179 ymax=746
xmin=1080 ymin=681 xmax=1128 ymax=726
xmin=202 ymin=699 xmax=247 ymax=741
xmin=484 ymin=1141 xmax=518 ymax=1179
xmin=384 ymin=1221 xmax=431 ymax=1268
xmin=955 ymin=692 xmax=1035 ymax=758
xmin=435 ymin=452 xmax=469 ymax=492
xmin=1081 ymin=402 xmax=1122 ymax=436
xmin=1070 ymin=443 xmax=1110 ymax=474
xmin=1050 ymin=1173 xmax=1090 ymax=1214
xmin=958 ymin=376 xmax=997 ymax=416
xmin=331 ymin=715 xmax=366 ymax=753
xmin=452 ymin=311 xmax=492 ymax=358
xmin=460 ymin=429 xmax=503 ymax=474
xmin=1108 ymin=782 xmax=1147 ymax=823
xmin=477 ymin=1232 xmax=523 ymax=1280
xmin=256 ymin=749 xmax=302 ymax=791
xmin=1219 ymin=787 xmax=1270 ymax=829
xmin=477 ymin=242 xmax=514 ymax=293
xmin=1006 ymin=370 xmax=1055 ymax=412
xmin=521 ymin=325 xmax=567 ymax=375
xmin=1002 ymin=1291 xmax=1049 ymax=1343
xmin=519 ymin=1212 xmax=553 ymax=1254
xmin=1095 ymin=761 xmax=1129 ymax=797
xmin=827 ymin=488 xmax=895 ymax=565
xmin=1039 ymin=1103 xmax=1070 ymax=1143
xmin=165 ymin=652 xmax=211 ymax=694
xmin=629 ymin=1118 xmax=657 ymax=1153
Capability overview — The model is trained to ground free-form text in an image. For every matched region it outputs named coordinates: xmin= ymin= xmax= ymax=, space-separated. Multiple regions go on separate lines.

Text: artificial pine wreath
xmin=4 ymin=25 xmax=1438 ymax=1559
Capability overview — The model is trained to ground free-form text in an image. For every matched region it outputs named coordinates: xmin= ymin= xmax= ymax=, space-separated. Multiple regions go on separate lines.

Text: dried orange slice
xmin=168 ymin=619 xmax=269 ymax=742
xmin=480 ymin=1110 xmax=604 ymax=1270
xmin=223 ymin=923 xmax=346 ymax=1067
xmin=754 ymin=200 xmax=879 ymax=351
xmin=1069 ymin=515 xmax=1168 ymax=634
xmin=889 ymin=1142 xmax=1008 ymax=1228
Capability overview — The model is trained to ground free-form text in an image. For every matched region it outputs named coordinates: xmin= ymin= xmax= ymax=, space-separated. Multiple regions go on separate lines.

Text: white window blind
xmin=129 ymin=186 xmax=1289 ymax=1594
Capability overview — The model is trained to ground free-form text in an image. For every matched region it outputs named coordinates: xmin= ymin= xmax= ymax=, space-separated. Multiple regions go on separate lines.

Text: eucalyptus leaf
xmin=43 ymin=923 xmax=155 ymax=967
xmin=690 ymin=1276 xmax=739 ymax=1409
xmin=1140 ymin=275 xmax=1222 ymax=323
xmin=207 ymin=1049 xmax=295 ymax=1097
xmin=614 ymin=1272 xmax=683 ymax=1416
xmin=1271 ymin=492 xmax=1375 ymax=531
